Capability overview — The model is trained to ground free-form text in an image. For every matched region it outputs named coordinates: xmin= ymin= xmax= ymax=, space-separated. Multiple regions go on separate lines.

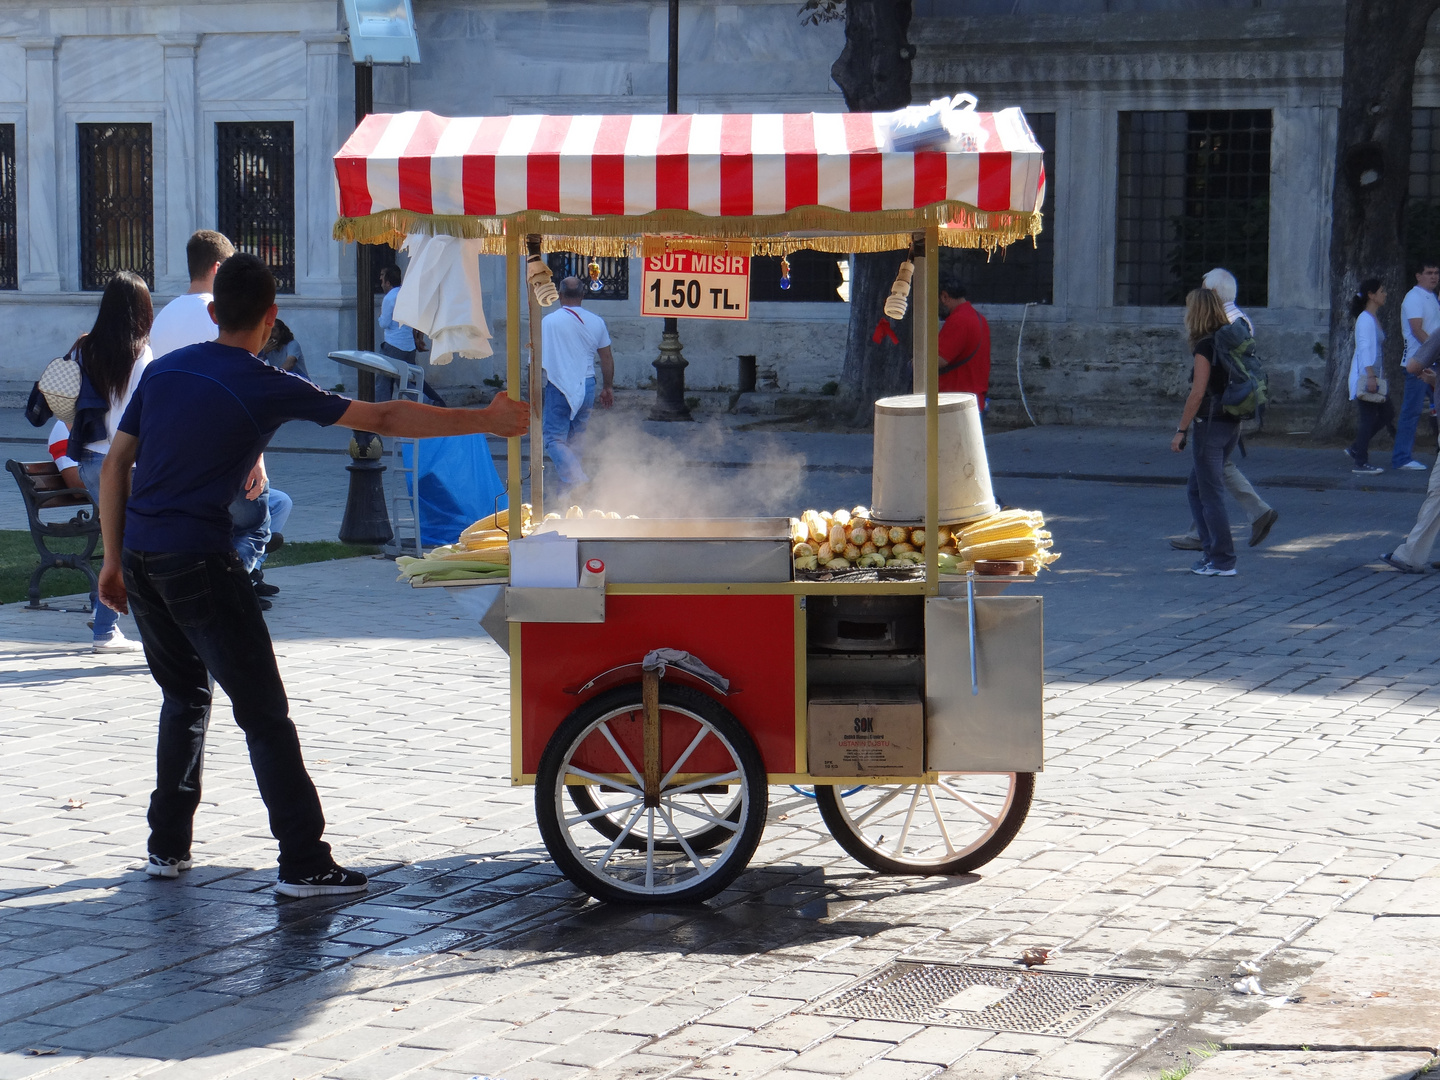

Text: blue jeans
xmin=1394 ymin=372 xmax=1427 ymax=467
xmin=76 ymin=449 xmax=119 ymax=641
xmin=1187 ymin=418 xmax=1241 ymax=571
xmin=542 ymin=377 xmax=596 ymax=488
xmin=231 ymin=485 xmax=293 ymax=573
xmin=121 ymin=547 xmax=333 ymax=874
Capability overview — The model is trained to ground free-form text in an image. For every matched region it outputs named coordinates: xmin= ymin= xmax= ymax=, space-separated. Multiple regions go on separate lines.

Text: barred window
xmin=546 ymin=253 xmax=628 ymax=300
xmin=1407 ymin=108 xmax=1440 ymax=274
xmin=78 ymin=123 xmax=154 ymax=291
xmin=1115 ymin=110 xmax=1271 ymax=307
xmin=751 ymin=249 xmax=845 ymax=302
xmin=217 ymin=122 xmax=296 ymax=293
xmin=942 ymin=112 xmax=1055 ymax=304
xmin=0 ymin=124 xmax=15 ymax=290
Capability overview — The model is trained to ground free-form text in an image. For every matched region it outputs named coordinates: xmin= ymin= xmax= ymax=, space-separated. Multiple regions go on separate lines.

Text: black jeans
xmin=121 ymin=548 xmax=332 ymax=875
xmin=1186 ymin=417 xmax=1241 ymax=570
xmin=1349 ymin=398 xmax=1394 ymax=467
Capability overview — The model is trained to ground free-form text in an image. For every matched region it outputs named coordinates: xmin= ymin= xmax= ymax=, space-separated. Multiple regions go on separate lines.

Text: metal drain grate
xmin=809 ymin=962 xmax=1149 ymax=1036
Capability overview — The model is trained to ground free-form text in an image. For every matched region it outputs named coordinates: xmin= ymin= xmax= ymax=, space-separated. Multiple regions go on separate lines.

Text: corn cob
xmin=960 ymin=536 xmax=1051 ymax=562
xmin=957 ymin=509 xmax=1041 ymax=541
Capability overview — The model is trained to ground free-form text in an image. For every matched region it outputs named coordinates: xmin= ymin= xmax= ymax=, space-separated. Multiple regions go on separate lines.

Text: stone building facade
xmin=0 ymin=0 xmax=1437 ymax=427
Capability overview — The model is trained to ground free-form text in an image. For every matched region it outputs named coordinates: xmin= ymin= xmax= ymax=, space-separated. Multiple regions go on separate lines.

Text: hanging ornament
xmin=587 ymin=260 xmax=604 ymax=292
xmin=779 ymin=255 xmax=791 ymax=291
xmin=883 ymin=260 xmax=915 ymax=320
xmin=527 ymin=253 xmax=558 ymax=306
xmin=872 ymin=317 xmax=899 ymax=346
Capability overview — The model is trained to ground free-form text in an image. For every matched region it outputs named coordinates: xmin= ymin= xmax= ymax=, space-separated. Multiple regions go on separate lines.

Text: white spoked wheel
xmin=535 ymin=683 xmax=767 ymax=905
xmin=815 ymin=773 xmax=1034 ymax=875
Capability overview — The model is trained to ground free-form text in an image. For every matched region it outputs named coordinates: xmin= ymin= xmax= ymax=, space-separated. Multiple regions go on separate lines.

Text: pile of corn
xmin=791 ymin=507 xmax=930 ymax=572
xmin=790 ymin=506 xmax=1059 ymax=577
xmin=398 ymin=504 xmax=637 ymax=584
xmin=396 ymin=505 xmax=532 ymax=584
xmin=937 ymin=509 xmax=1059 ymax=576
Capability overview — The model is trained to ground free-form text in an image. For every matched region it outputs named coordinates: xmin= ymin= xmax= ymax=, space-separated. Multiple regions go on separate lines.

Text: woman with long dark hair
xmin=1345 ymin=278 xmax=1390 ymax=476
xmin=1170 ymin=287 xmax=1241 ymax=576
xmin=71 ymin=271 xmax=153 ymax=652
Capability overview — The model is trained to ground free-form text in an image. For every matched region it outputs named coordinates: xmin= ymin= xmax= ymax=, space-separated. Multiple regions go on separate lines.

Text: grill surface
xmin=809 ymin=961 xmax=1148 ymax=1036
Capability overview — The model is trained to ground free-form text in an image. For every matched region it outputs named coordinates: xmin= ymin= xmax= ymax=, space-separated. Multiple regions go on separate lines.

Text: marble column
xmin=302 ymin=32 xmax=348 ymax=298
xmin=19 ymin=36 xmax=59 ymax=291
xmin=1268 ymin=106 xmax=1335 ymax=313
xmin=158 ymin=33 xmax=199 ymax=294
xmin=1058 ymin=104 xmax=1113 ymax=312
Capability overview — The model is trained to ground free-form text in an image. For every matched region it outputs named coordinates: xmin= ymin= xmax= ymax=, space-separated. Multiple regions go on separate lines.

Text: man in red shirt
xmin=937 ymin=278 xmax=991 ymax=410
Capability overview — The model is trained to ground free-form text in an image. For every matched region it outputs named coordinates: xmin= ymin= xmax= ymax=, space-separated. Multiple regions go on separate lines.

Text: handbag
xmin=1357 ymin=376 xmax=1388 ymax=404
xmin=24 ymin=382 xmax=53 ymax=427
xmin=36 ymin=353 xmax=83 ymax=423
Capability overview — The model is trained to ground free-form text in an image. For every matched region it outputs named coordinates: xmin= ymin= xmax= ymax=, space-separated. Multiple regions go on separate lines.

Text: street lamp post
xmin=649 ymin=0 xmax=692 ymax=422
xmin=337 ymin=0 xmax=421 ymax=545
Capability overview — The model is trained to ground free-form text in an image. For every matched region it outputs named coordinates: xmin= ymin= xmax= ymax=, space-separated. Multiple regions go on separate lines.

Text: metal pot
xmin=870 ymin=392 xmax=997 ymax=524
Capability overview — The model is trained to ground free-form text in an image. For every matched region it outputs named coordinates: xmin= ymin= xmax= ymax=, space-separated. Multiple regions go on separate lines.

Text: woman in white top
xmin=71 ymin=271 xmax=154 ymax=652
xmin=1346 ymin=277 xmax=1391 ymax=476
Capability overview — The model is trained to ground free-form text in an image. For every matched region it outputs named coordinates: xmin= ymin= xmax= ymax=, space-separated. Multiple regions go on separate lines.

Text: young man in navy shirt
xmin=98 ymin=254 xmax=528 ymax=897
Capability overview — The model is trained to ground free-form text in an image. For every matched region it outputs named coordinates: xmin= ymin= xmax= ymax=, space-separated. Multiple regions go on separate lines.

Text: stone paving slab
xmin=4 ymin=469 xmax=1440 ymax=1079
xmin=1189 ymin=1050 xmax=1435 ymax=1078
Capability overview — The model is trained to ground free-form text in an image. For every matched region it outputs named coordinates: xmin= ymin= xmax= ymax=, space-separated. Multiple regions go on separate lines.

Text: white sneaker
xmin=145 ymin=854 xmax=193 ymax=878
xmin=1396 ymin=460 xmax=1428 ymax=471
xmin=94 ymin=632 xmax=144 ymax=654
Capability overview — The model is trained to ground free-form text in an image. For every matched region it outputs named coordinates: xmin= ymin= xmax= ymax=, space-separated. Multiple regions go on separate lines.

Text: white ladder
xmin=386 ymin=358 xmax=426 ymax=559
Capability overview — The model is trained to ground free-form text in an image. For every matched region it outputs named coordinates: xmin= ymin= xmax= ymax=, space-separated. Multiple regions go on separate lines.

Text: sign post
xmin=641 ymin=251 xmax=751 ymax=320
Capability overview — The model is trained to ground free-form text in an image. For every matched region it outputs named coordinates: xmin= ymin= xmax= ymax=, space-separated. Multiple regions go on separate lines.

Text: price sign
xmin=641 ymin=251 xmax=749 ymax=320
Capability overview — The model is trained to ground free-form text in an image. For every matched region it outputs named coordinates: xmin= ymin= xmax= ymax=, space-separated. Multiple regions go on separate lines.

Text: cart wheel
xmin=815 ymin=773 xmax=1033 ymax=876
xmin=567 ymin=782 xmax=743 ymax=852
xmin=536 ymin=683 xmax=767 ymax=904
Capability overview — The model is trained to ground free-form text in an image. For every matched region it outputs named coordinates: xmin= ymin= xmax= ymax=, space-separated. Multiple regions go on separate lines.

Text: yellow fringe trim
xmin=333 ymin=204 xmax=1043 ymax=256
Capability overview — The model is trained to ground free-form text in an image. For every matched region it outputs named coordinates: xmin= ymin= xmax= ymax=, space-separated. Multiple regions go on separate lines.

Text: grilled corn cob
xmin=960 ymin=536 xmax=1052 ymax=562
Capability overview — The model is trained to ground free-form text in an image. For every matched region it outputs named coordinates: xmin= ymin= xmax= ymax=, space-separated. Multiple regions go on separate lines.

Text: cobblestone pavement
xmin=2 ymin=472 xmax=1439 ymax=1080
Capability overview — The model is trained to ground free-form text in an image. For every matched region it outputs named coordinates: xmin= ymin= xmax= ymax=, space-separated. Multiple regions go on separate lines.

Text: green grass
xmin=0 ymin=530 xmax=380 ymax=605
xmin=1156 ymin=1043 xmax=1220 ymax=1080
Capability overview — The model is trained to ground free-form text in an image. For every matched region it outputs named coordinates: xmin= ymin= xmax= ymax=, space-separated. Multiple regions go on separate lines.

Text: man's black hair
xmin=938 ymin=277 xmax=967 ymax=300
xmin=1414 ymin=260 xmax=1440 ymax=276
xmin=559 ymin=276 xmax=586 ymax=301
xmin=380 ymin=265 xmax=403 ymax=290
xmin=213 ymin=253 xmax=276 ymax=333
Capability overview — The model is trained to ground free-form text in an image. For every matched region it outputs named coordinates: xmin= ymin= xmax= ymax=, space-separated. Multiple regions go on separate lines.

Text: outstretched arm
xmin=98 ymin=432 xmax=139 ymax=614
xmin=338 ymin=393 xmax=529 ymax=439
xmin=596 ymin=345 xmax=615 ymax=408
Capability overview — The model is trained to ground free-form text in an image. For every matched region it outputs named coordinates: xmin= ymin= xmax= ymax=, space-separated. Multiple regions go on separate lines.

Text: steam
xmin=553 ymin=416 xmax=808 ymax=520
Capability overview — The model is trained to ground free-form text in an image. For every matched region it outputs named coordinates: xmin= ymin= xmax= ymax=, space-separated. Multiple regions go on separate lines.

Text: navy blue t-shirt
xmin=118 ymin=341 xmax=350 ymax=552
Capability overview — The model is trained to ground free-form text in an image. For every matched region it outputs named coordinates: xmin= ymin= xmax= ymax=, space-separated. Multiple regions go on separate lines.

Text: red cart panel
xmin=519 ymin=593 xmax=796 ymax=776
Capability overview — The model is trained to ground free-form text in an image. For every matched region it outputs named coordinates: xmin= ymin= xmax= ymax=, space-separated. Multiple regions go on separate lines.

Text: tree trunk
xmin=832 ymin=0 xmax=914 ymax=421
xmin=1314 ymin=0 xmax=1440 ymax=436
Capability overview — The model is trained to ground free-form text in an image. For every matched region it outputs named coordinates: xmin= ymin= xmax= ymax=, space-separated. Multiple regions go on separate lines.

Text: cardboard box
xmin=807 ymin=686 xmax=924 ymax=777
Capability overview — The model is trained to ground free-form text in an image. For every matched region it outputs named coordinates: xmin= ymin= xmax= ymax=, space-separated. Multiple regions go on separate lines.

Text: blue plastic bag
xmin=401 ymin=434 xmax=507 ymax=547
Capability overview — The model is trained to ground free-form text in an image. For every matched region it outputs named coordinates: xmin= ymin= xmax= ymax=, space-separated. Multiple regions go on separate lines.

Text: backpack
xmin=36 ymin=352 xmax=83 ymax=424
xmin=1211 ymin=320 xmax=1268 ymax=422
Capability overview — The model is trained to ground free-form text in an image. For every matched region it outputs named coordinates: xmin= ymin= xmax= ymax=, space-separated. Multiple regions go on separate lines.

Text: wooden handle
xmin=642 ymin=669 xmax=661 ymax=808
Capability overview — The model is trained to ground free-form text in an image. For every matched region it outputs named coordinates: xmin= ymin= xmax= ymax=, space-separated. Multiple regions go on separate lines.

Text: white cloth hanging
xmin=395 ymin=234 xmax=493 ymax=365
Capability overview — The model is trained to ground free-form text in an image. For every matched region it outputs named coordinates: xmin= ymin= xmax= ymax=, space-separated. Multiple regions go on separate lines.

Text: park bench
xmin=5 ymin=459 xmax=100 ymax=610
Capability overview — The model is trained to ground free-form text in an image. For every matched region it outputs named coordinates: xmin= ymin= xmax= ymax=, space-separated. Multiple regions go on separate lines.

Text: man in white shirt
xmin=540 ymin=277 xmax=615 ymax=492
xmin=149 ymin=231 xmax=234 ymax=360
xmin=1392 ymin=262 xmax=1440 ymax=470
xmin=1171 ymin=268 xmax=1280 ymax=550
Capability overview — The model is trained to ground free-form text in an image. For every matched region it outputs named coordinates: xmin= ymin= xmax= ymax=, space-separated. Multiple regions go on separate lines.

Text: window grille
xmin=78 ymin=123 xmax=154 ymax=291
xmin=1407 ymin=108 xmax=1440 ymax=274
xmin=751 ymin=249 xmax=845 ymax=302
xmin=0 ymin=125 xmax=15 ymax=290
xmin=546 ymin=253 xmax=629 ymax=300
xmin=1115 ymin=110 xmax=1271 ymax=307
xmin=942 ymin=112 xmax=1055 ymax=305
xmin=217 ymin=122 xmax=296 ymax=293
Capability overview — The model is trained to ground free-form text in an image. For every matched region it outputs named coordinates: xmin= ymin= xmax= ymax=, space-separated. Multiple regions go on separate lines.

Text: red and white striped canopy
xmin=335 ymin=109 xmax=1045 ymax=226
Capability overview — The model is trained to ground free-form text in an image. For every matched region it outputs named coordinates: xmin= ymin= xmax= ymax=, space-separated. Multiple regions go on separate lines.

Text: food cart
xmin=333 ymin=103 xmax=1049 ymax=904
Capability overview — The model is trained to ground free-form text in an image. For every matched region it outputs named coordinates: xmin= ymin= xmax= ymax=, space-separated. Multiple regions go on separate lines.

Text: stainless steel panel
xmin=505 ymin=586 xmax=606 ymax=623
xmin=538 ymin=517 xmax=791 ymax=540
xmin=574 ymin=539 xmax=791 ymax=584
xmin=925 ymin=596 xmax=1044 ymax=772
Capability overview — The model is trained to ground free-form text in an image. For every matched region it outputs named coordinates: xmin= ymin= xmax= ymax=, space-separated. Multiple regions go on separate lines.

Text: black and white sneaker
xmin=275 ymin=865 xmax=368 ymax=898
xmin=146 ymin=854 xmax=194 ymax=878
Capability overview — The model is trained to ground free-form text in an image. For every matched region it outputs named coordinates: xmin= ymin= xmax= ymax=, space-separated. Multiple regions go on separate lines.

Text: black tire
xmin=567 ymin=782 xmax=743 ymax=852
xmin=816 ymin=773 xmax=1034 ymax=876
xmin=536 ymin=683 xmax=767 ymax=904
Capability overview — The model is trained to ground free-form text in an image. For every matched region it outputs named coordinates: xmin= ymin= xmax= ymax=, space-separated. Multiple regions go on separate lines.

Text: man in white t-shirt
xmin=540 ymin=277 xmax=615 ymax=491
xmin=1393 ymin=262 xmax=1440 ymax=470
xmin=150 ymin=231 xmax=234 ymax=359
